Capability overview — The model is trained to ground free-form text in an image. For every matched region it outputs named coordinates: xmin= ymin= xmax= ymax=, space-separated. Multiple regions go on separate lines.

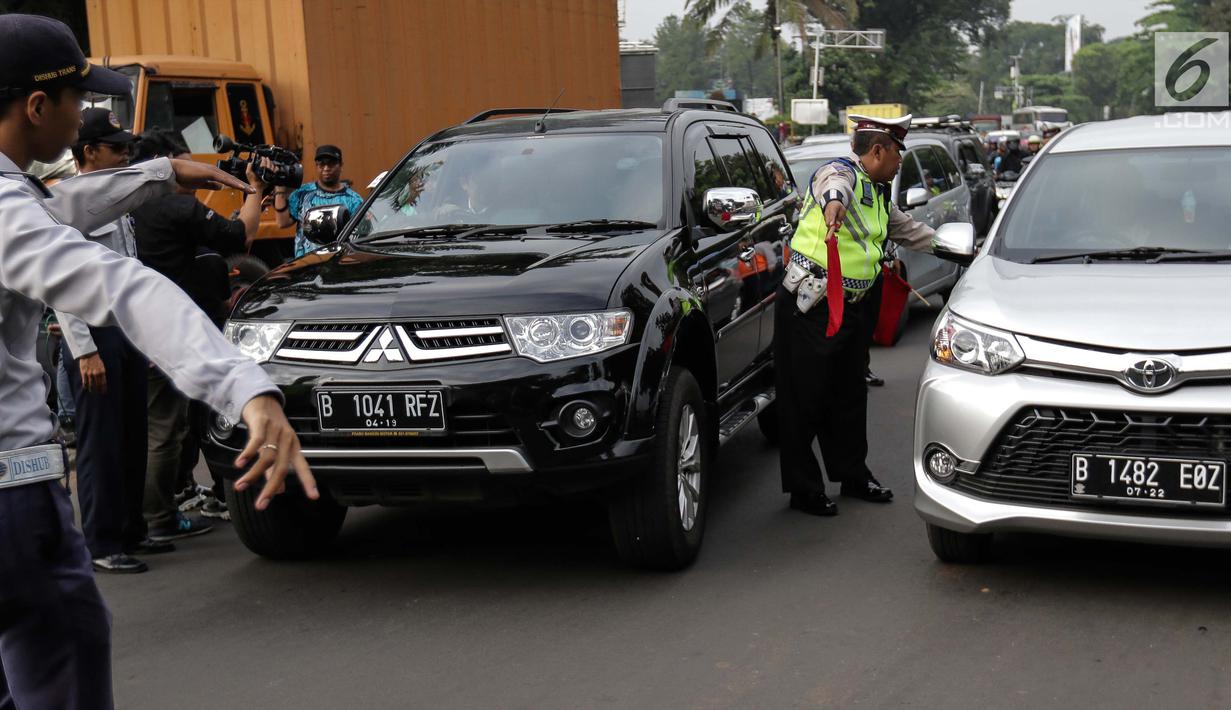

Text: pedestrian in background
xmin=273 ymin=144 xmax=363 ymax=258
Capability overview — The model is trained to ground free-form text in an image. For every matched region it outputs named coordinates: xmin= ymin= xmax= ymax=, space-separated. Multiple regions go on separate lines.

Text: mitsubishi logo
xmin=1123 ymin=358 xmax=1177 ymax=393
xmin=363 ymin=326 xmax=405 ymax=363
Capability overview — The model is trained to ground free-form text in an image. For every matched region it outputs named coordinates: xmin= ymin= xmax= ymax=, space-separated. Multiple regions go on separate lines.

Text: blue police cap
xmin=0 ymin=14 xmax=131 ymax=97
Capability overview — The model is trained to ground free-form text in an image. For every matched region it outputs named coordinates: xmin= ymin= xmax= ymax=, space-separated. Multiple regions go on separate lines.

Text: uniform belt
xmin=788 ymin=251 xmax=874 ymax=303
xmin=0 ymin=444 xmax=67 ymax=490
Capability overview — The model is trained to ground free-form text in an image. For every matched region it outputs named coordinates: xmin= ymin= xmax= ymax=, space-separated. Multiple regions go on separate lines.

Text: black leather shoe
xmin=126 ymin=537 xmax=176 ymax=555
xmin=840 ymin=476 xmax=894 ymax=502
xmin=789 ymin=492 xmax=839 ymax=516
xmin=865 ymin=368 xmax=885 ymax=387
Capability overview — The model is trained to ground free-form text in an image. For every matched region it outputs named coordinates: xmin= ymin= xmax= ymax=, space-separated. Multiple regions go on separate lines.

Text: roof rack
xmin=662 ymin=98 xmax=738 ymax=113
xmin=911 ymin=114 xmax=972 ymax=130
xmin=463 ymin=107 xmax=578 ymax=124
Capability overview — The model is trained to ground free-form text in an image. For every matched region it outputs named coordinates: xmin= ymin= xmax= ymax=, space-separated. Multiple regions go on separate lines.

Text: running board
xmin=717 ymin=388 xmax=775 ymax=446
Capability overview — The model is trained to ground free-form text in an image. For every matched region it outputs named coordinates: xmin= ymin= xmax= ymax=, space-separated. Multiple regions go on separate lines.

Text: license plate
xmin=1071 ymin=453 xmax=1226 ymax=507
xmin=316 ymin=389 xmax=446 ymax=433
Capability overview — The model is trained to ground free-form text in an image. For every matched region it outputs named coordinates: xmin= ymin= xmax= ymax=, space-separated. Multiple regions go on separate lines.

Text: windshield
xmin=994 ymin=148 xmax=1231 ymax=263
xmin=83 ymin=65 xmax=140 ymax=130
xmin=352 ymin=134 xmax=664 ymax=239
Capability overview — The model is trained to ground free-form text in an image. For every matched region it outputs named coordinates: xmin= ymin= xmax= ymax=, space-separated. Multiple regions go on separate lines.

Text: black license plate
xmin=316 ymin=389 xmax=446 ymax=433
xmin=1071 ymin=453 xmax=1227 ymax=507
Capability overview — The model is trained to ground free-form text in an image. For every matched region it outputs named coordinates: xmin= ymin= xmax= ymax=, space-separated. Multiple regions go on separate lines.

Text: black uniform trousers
xmin=0 ymin=480 xmax=113 ymax=710
xmin=63 ymin=327 xmax=149 ymax=558
xmin=775 ymin=283 xmax=878 ymax=495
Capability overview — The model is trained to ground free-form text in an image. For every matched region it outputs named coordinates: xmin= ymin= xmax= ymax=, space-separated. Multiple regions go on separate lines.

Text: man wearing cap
xmin=0 ymin=14 xmax=317 ymax=709
xmin=54 ymin=107 xmax=168 ymax=574
xmin=775 ymin=113 xmax=940 ymax=517
xmin=273 ymin=144 xmax=363 ymax=258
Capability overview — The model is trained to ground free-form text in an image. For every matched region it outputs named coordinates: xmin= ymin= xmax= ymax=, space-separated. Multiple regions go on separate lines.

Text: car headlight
xmin=505 ymin=310 xmax=632 ymax=363
xmin=223 ymin=321 xmax=290 ymax=363
xmin=932 ymin=311 xmax=1023 ymax=375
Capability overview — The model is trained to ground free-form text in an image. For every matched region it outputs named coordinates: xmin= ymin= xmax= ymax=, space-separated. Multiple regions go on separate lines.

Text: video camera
xmin=213 ymin=134 xmax=304 ymax=189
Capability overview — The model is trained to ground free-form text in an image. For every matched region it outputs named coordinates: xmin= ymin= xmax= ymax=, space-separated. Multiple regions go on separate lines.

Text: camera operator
xmin=273 ymin=144 xmax=363 ymax=258
xmin=130 ymin=129 xmax=265 ymax=535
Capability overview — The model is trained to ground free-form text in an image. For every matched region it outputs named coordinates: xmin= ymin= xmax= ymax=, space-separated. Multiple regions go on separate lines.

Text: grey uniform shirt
xmin=0 ymin=153 xmax=277 ymax=451
xmin=810 ymin=152 xmax=936 ymax=252
xmin=54 ymin=212 xmax=138 ymax=358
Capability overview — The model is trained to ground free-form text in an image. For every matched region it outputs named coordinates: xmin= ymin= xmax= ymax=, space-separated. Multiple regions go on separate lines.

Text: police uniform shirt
xmin=809 ymin=152 xmax=937 ymax=251
xmin=0 ymin=153 xmax=279 ymax=451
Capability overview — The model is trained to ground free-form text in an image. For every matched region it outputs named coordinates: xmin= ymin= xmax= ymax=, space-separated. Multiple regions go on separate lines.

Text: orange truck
xmin=84 ymin=0 xmax=621 ymax=269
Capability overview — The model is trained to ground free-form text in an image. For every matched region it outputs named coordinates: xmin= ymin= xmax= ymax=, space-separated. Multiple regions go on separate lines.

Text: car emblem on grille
xmin=1124 ymin=358 xmax=1176 ymax=392
xmin=362 ymin=326 xmax=405 ymax=363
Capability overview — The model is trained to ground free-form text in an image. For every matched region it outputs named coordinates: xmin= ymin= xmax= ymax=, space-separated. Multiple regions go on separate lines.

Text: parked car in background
xmin=915 ymin=113 xmax=1231 ymax=563
xmin=783 ymin=133 xmax=970 ymax=340
xmin=204 ymin=100 xmax=795 ymax=571
xmin=911 ymin=116 xmax=998 ymax=236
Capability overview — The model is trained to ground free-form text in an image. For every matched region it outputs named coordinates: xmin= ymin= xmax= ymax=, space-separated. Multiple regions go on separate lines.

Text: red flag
xmin=824 ymin=224 xmax=843 ymax=336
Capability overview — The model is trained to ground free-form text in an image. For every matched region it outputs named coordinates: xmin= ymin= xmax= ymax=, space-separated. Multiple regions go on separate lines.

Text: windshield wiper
xmin=544 ymin=219 xmax=657 ymax=233
xmin=1030 ymin=246 xmax=1206 ymax=264
xmin=353 ymin=224 xmax=490 ymax=244
xmin=1149 ymin=250 xmax=1231 ymax=263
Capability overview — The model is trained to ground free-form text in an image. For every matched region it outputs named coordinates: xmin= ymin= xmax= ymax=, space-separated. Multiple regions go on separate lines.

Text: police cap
xmin=849 ymin=113 xmax=912 ymax=150
xmin=0 ymin=14 xmax=132 ymax=97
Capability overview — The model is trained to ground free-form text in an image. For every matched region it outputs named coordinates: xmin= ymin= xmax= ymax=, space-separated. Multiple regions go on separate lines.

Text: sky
xmin=620 ymin=0 xmax=1155 ymax=43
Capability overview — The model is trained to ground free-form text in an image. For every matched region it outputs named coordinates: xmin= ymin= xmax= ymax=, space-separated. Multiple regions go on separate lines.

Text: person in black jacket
xmin=130 ymin=129 xmax=265 ymax=538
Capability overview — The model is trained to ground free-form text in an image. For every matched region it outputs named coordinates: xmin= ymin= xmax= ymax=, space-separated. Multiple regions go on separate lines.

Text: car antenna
xmin=534 ymin=89 xmax=566 ymax=134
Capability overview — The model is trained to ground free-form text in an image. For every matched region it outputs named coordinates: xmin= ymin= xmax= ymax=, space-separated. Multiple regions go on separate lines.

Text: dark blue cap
xmin=0 ymin=14 xmax=131 ymax=97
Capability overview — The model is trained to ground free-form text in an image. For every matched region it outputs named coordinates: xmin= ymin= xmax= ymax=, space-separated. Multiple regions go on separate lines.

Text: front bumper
xmin=914 ymin=359 xmax=1231 ymax=547
xmin=202 ymin=347 xmax=654 ymax=504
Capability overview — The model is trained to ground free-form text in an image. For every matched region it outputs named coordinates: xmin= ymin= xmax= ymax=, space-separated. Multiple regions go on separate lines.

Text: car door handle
xmin=739 ymin=247 xmax=756 ymax=262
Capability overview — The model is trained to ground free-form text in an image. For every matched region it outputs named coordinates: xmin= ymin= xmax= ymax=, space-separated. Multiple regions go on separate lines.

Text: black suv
xmin=910 ymin=116 xmax=998 ymax=235
xmin=204 ymin=99 xmax=799 ymax=569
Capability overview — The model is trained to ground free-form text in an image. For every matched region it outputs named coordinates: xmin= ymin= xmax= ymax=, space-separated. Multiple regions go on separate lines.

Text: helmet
xmin=1027 ymin=135 xmax=1042 ymax=145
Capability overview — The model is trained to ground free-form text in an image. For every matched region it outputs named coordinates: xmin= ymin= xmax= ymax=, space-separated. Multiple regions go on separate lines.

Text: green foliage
xmin=654 ymin=15 xmax=716 ymax=102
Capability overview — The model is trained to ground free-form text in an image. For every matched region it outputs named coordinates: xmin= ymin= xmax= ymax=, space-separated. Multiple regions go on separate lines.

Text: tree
xmin=653 ymin=15 xmax=716 ymax=103
xmin=716 ymin=2 xmax=783 ymax=98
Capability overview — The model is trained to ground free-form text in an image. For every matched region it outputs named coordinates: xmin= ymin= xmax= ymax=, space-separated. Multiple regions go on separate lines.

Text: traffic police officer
xmin=0 ymin=15 xmax=319 ymax=709
xmin=776 ymin=114 xmax=937 ymax=516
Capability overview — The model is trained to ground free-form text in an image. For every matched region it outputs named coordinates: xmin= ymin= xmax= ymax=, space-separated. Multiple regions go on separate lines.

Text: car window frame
xmin=897 ymin=149 xmax=925 ymax=208
xmin=745 ymin=127 xmax=797 ymax=205
xmin=914 ymin=145 xmax=952 ymax=194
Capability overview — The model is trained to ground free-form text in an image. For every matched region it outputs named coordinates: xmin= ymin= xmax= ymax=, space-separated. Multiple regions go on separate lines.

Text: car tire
xmin=607 ymin=367 xmax=710 ymax=571
xmin=925 ymin=522 xmax=992 ymax=563
xmin=226 ymin=480 xmax=347 ymax=560
xmin=757 ymin=399 xmax=779 ymax=446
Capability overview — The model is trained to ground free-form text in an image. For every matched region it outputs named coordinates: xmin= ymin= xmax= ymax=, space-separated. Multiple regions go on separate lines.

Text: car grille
xmin=953 ymin=407 xmax=1231 ymax=515
xmin=276 ymin=319 xmax=512 ymax=365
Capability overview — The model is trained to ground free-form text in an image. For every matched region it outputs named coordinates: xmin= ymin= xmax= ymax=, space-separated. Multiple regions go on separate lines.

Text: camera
xmin=213 ymin=134 xmax=304 ymax=189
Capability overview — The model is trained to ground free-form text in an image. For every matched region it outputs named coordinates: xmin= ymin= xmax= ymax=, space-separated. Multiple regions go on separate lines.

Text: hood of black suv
xmin=234 ymin=231 xmax=663 ymax=320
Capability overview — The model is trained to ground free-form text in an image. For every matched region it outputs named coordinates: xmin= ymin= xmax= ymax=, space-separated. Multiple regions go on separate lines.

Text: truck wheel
xmin=607 ymin=367 xmax=710 ymax=571
xmin=226 ymin=480 xmax=347 ymax=560
xmin=925 ymin=522 xmax=992 ymax=563
xmin=757 ymin=399 xmax=779 ymax=446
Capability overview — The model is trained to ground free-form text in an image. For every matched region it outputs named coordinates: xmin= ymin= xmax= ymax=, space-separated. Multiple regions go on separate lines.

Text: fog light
xmin=559 ymin=401 xmax=602 ymax=439
xmin=925 ymin=445 xmax=958 ymax=483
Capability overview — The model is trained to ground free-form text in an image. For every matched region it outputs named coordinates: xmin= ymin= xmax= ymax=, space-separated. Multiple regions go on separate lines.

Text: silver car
xmin=914 ymin=112 xmax=1231 ymax=562
xmin=783 ymin=136 xmax=970 ymax=340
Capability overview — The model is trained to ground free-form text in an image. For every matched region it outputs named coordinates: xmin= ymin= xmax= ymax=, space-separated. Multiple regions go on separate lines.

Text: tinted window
xmin=995 ymin=148 xmax=1231 ymax=261
xmin=933 ymin=146 xmax=962 ymax=188
xmin=710 ymin=137 xmax=763 ymax=194
xmin=225 ymin=83 xmax=266 ymax=144
xmin=1012 ymin=111 xmax=1032 ymax=125
xmin=956 ymin=141 xmax=980 ymax=173
xmin=747 ymin=128 xmax=795 ymax=201
xmin=354 ymin=134 xmax=665 ymax=238
xmin=687 ymin=132 xmax=726 ymax=222
xmin=145 ymin=82 xmax=219 ymax=154
xmin=1039 ymin=110 xmax=1067 ymax=122
xmin=898 ymin=150 xmax=924 ymax=207
xmin=915 ymin=146 xmax=951 ymax=194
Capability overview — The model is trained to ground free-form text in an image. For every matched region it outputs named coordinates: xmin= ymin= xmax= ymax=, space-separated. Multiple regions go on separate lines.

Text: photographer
xmin=273 ymin=144 xmax=363 ymax=258
xmin=130 ymin=129 xmax=265 ymax=535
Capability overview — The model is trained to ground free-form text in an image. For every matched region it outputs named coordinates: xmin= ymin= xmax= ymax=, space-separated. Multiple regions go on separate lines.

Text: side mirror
xmin=704 ymin=187 xmax=763 ymax=232
xmin=302 ymin=204 xmax=350 ymax=246
xmin=933 ymin=222 xmax=976 ymax=266
xmin=904 ymin=186 xmax=930 ymax=208
xmin=966 ymin=163 xmax=986 ymax=178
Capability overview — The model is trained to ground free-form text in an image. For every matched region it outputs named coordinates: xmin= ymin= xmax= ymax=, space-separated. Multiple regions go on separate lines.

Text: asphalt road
xmin=100 ymin=303 xmax=1231 ymax=709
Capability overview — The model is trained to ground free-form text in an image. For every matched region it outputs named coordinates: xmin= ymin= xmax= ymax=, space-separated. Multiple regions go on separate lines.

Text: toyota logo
xmin=1123 ymin=359 xmax=1177 ymax=392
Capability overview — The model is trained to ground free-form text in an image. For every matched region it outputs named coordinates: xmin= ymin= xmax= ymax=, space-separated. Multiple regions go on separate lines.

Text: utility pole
xmin=799 ymin=22 xmax=885 ymax=134
xmin=773 ymin=3 xmax=784 ymax=118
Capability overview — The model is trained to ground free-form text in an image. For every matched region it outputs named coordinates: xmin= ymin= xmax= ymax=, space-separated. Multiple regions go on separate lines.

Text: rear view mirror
xmin=703 ymin=187 xmax=763 ymax=232
xmin=302 ymin=204 xmax=350 ymax=246
xmin=904 ymin=187 xmax=930 ymax=208
xmin=934 ymin=222 xmax=975 ymax=266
